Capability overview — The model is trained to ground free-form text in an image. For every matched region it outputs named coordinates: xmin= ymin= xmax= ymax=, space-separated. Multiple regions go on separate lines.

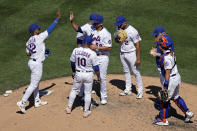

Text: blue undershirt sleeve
xmin=47 ymin=18 xmax=60 ymax=35
xmin=71 ymin=61 xmax=76 ymax=72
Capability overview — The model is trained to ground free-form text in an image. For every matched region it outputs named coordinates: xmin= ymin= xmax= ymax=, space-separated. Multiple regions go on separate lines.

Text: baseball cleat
xmin=17 ymin=101 xmax=26 ymax=114
xmin=34 ymin=100 xmax=48 ymax=108
xmin=83 ymin=110 xmax=91 ymax=118
xmin=65 ymin=106 xmax=72 ymax=114
xmin=136 ymin=92 xmax=143 ymax=99
xmin=119 ymin=90 xmax=132 ymax=96
xmin=91 ymin=90 xmax=96 ymax=94
xmin=153 ymin=118 xmax=169 ymax=126
xmin=185 ymin=110 xmax=194 ymax=123
xmin=101 ymin=99 xmax=107 ymax=105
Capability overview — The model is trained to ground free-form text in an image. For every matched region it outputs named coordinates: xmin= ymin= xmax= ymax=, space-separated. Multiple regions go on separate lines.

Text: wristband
xmin=164 ymin=81 xmax=169 ymax=89
xmin=97 ymin=74 xmax=100 ymax=79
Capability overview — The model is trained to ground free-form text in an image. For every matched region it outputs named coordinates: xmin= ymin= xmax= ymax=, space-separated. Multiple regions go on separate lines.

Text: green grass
xmin=0 ymin=0 xmax=197 ymax=94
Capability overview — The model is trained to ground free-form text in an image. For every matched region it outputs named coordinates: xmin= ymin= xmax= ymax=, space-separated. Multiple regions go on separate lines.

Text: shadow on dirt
xmin=146 ymin=85 xmax=186 ymax=121
xmin=16 ymin=83 xmax=56 ymax=114
xmin=67 ymin=96 xmax=99 ymax=111
xmin=65 ymin=80 xmax=100 ymax=112
xmin=109 ymin=79 xmax=137 ymax=94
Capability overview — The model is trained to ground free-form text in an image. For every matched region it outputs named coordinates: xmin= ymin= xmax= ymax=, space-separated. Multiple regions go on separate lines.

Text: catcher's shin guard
xmin=173 ymin=96 xmax=189 ymax=114
xmin=159 ymin=101 xmax=170 ymax=121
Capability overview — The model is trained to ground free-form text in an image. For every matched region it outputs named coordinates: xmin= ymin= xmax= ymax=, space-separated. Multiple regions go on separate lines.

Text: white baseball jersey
xmin=117 ymin=25 xmax=143 ymax=94
xmin=118 ymin=25 xmax=141 ymax=53
xmin=26 ymin=31 xmax=48 ymax=62
xmin=163 ymin=52 xmax=178 ymax=76
xmin=91 ymin=27 xmax=112 ymax=56
xmin=70 ymin=47 xmax=99 ymax=72
xmin=77 ymin=23 xmax=93 ymax=40
xmin=163 ymin=51 xmax=181 ymax=100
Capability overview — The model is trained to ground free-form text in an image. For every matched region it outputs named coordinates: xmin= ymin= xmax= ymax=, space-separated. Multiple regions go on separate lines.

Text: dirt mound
xmin=0 ymin=75 xmax=197 ymax=131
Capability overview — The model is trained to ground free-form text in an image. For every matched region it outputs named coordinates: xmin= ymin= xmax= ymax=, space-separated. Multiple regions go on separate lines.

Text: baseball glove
xmin=158 ymin=89 xmax=169 ymax=101
xmin=149 ymin=48 xmax=160 ymax=57
xmin=115 ymin=29 xmax=127 ymax=43
xmin=45 ymin=48 xmax=51 ymax=58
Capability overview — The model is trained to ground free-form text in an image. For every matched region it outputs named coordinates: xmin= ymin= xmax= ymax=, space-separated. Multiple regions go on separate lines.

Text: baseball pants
xmin=97 ymin=55 xmax=109 ymax=100
xmin=68 ymin=72 xmax=93 ymax=111
xmin=22 ymin=59 xmax=43 ymax=103
xmin=120 ymin=51 xmax=143 ymax=94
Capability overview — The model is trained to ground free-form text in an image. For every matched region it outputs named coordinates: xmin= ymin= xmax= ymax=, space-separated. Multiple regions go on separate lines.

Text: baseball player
xmin=152 ymin=26 xmax=174 ymax=88
xmin=153 ymin=35 xmax=194 ymax=125
xmin=65 ymin=36 xmax=101 ymax=118
xmin=70 ymin=12 xmax=112 ymax=105
xmin=114 ymin=16 xmax=143 ymax=99
xmin=76 ymin=13 xmax=98 ymax=98
xmin=76 ymin=13 xmax=98 ymax=46
xmin=17 ymin=10 xmax=61 ymax=113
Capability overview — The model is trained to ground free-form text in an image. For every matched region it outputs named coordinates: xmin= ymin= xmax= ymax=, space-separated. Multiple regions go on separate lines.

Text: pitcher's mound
xmin=0 ymin=74 xmax=197 ymax=131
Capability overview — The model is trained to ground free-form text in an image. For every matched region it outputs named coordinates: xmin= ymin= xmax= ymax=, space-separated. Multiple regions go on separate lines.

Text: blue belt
xmin=31 ymin=58 xmax=37 ymax=61
xmin=30 ymin=58 xmax=43 ymax=63
xmin=97 ymin=53 xmax=105 ymax=56
xmin=76 ymin=70 xmax=92 ymax=72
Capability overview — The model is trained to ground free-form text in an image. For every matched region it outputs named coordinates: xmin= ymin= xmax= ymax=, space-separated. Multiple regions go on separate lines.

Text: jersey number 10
xmin=77 ymin=57 xmax=86 ymax=67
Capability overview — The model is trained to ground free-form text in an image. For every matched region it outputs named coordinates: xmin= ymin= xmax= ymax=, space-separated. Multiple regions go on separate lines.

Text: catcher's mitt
xmin=149 ymin=47 xmax=160 ymax=57
xmin=115 ymin=29 xmax=127 ymax=43
xmin=158 ymin=89 xmax=169 ymax=101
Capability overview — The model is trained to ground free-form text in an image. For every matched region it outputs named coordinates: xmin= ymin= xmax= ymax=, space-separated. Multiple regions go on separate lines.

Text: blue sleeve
xmin=77 ymin=26 xmax=83 ymax=33
xmin=47 ymin=18 xmax=59 ymax=35
xmin=93 ymin=65 xmax=100 ymax=78
xmin=77 ymin=38 xmax=83 ymax=45
xmin=93 ymin=65 xmax=99 ymax=72
xmin=164 ymin=81 xmax=169 ymax=89
xmin=70 ymin=61 xmax=76 ymax=72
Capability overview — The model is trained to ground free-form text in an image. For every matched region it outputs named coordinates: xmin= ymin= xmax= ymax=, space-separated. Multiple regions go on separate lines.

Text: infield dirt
xmin=0 ymin=74 xmax=197 ymax=131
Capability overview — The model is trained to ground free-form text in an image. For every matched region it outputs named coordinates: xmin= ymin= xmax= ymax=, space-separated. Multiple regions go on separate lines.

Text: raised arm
xmin=47 ymin=9 xmax=61 ymax=35
xmin=70 ymin=11 xmax=83 ymax=33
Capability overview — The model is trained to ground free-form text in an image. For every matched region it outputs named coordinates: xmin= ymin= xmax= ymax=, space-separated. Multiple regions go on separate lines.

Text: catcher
xmin=114 ymin=16 xmax=143 ymax=98
xmin=153 ymin=35 xmax=194 ymax=126
xmin=150 ymin=26 xmax=174 ymax=89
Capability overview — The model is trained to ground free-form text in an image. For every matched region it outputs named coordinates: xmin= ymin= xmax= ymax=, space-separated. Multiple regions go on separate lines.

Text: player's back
xmin=71 ymin=47 xmax=98 ymax=72
xmin=164 ymin=52 xmax=178 ymax=76
xmin=77 ymin=23 xmax=93 ymax=40
xmin=160 ymin=51 xmax=179 ymax=77
xmin=26 ymin=31 xmax=48 ymax=62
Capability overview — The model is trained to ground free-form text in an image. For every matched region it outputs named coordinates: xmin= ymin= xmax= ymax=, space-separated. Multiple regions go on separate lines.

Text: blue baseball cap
xmin=152 ymin=26 xmax=165 ymax=36
xmin=84 ymin=36 xmax=94 ymax=45
xmin=29 ymin=24 xmax=41 ymax=34
xmin=90 ymin=13 xmax=98 ymax=20
xmin=93 ymin=15 xmax=103 ymax=24
xmin=115 ymin=16 xmax=126 ymax=26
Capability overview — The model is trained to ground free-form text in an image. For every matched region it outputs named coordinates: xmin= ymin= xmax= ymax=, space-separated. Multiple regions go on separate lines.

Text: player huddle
xmin=17 ymin=9 xmax=194 ymax=126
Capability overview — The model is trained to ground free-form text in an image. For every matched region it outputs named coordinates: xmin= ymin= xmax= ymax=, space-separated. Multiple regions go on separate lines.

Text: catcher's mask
xmin=158 ymin=36 xmax=172 ymax=51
